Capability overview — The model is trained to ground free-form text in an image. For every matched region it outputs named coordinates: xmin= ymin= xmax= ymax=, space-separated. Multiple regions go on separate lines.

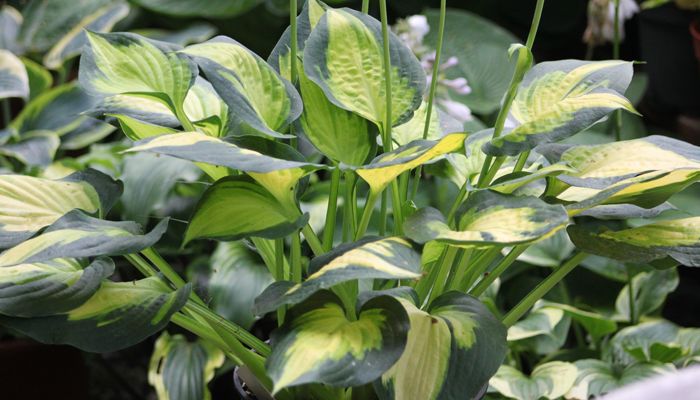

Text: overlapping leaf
xmin=405 ymin=191 xmax=568 ymax=247
xmin=131 ymin=0 xmax=261 ymax=18
xmin=566 ymin=359 xmax=674 ymax=399
xmin=0 ymin=277 xmax=190 ymax=352
xmin=375 ymin=291 xmax=507 ymax=400
xmin=484 ymin=60 xmax=636 ymax=156
xmin=0 ymin=49 xmax=28 ymax=99
xmin=267 ymin=290 xmax=409 ymax=392
xmin=489 ymin=361 xmax=577 ymax=400
xmin=304 ymin=7 xmax=425 ymax=129
xmin=0 ymin=169 xmax=122 ymax=248
xmin=254 ymin=237 xmax=421 ymax=314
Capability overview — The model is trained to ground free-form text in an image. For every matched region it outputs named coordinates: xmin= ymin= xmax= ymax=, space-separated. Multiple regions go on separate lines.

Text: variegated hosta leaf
xmin=0 ymin=132 xmax=60 ymax=166
xmin=114 ymin=114 xmax=178 ymax=141
xmin=489 ymin=361 xmax=578 ymax=400
xmin=0 ymin=277 xmax=190 ymax=352
xmin=356 ymin=133 xmax=467 ymax=194
xmin=568 ymin=218 xmax=700 ymax=267
xmin=181 ymin=36 xmax=301 ymax=139
xmin=484 ymin=60 xmax=636 ymax=156
xmin=541 ymin=135 xmax=700 ymax=211
xmin=0 ymin=210 xmax=168 ymax=267
xmin=0 ymin=49 xmax=29 ymax=99
xmin=393 ymin=101 xmax=463 ymax=146
xmin=507 ymin=303 xmax=571 ymax=355
xmin=131 ymin=0 xmax=261 ymax=18
xmin=566 ymin=359 xmax=675 ymax=399
xmin=183 ymin=77 xmax=229 ymax=137
xmin=616 ymin=269 xmax=679 ymax=323
xmin=605 ymin=320 xmax=682 ymax=366
xmin=22 ymin=57 xmax=54 ymax=100
xmin=0 ymin=257 xmax=114 ymax=317
xmin=184 ymin=177 xmax=308 ymax=245
xmin=375 ymin=291 xmax=507 ymax=400
xmin=254 ymin=237 xmax=421 ymax=314
xmin=0 ymin=5 xmax=22 ymax=53
xmin=92 ymin=94 xmax=180 ymax=127
xmin=267 ymin=290 xmax=409 ymax=392
xmin=80 ymin=31 xmax=196 ymax=113
xmin=0 ymin=169 xmax=122 ymax=249
xmin=43 ymin=2 xmax=130 ymax=69
xmin=542 ymin=301 xmax=617 ymax=341
xmin=149 ymin=332 xmax=225 ymax=400
xmin=133 ymin=23 xmax=217 ymax=47
xmin=405 ymin=191 xmax=568 ymax=248
xmin=490 ymin=164 xmax=577 ymax=195
xmin=445 ymin=129 xmax=493 ymax=187
xmin=304 ymin=7 xmax=426 ymax=129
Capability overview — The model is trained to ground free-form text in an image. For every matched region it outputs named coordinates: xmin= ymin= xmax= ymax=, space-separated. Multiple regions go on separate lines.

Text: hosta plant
xmin=1 ymin=0 xmax=699 ymax=399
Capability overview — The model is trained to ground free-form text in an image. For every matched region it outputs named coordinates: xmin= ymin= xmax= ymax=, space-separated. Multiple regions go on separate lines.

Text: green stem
xmin=428 ymin=246 xmax=460 ymax=304
xmin=323 ymin=167 xmax=341 ymax=251
xmin=301 ymin=224 xmax=324 ymax=256
xmin=512 ymin=151 xmax=529 ymax=173
xmin=447 ymin=248 xmax=473 ymax=291
xmin=390 ymin=180 xmax=404 ymax=234
xmin=459 ymin=247 xmax=502 ymax=292
xmin=626 ymin=264 xmax=637 ymax=324
xmin=613 ymin=0 xmax=622 ymax=142
xmin=290 ymin=0 xmax=299 ymax=84
xmin=446 ymin=183 xmax=468 ymax=226
xmin=124 ymin=254 xmax=158 ymax=278
xmin=362 ymin=0 xmax=370 ymax=13
xmin=502 ymin=252 xmax=588 ymax=327
xmin=525 ymin=0 xmax=546 ymax=50
xmin=379 ymin=190 xmax=388 ymax=236
xmin=141 ymin=247 xmax=206 ymax=306
xmin=355 ymin=189 xmax=381 ymax=240
xmin=422 ymin=0 xmax=446 ymax=140
xmin=291 ymin=231 xmax=302 ymax=283
xmin=275 ymin=238 xmax=286 ymax=325
xmin=1 ymin=100 xmax=10 ymax=129
xmin=470 ymin=245 xmax=527 ymax=297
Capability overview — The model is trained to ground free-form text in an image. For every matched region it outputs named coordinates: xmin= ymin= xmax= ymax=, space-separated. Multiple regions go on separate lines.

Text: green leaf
xmin=606 ymin=320 xmax=680 ymax=366
xmin=0 ymin=210 xmax=168 ymax=267
xmin=541 ymin=135 xmax=700 ymax=211
xmin=0 ymin=277 xmax=190 ymax=352
xmin=356 ymin=133 xmax=467 ymax=194
xmin=567 ymin=359 xmax=675 ymax=399
xmin=130 ymin=0 xmax=261 ymax=18
xmin=148 ymin=332 xmax=225 ymax=400
xmin=184 ymin=177 xmax=308 ymax=245
xmin=507 ymin=303 xmax=571 ymax=355
xmin=0 ymin=49 xmax=28 ymax=99
xmin=80 ymin=31 xmax=196 ymax=113
xmin=304 ymin=8 xmax=425 ymax=128
xmin=0 ymin=257 xmax=114 ymax=317
xmin=267 ymin=290 xmax=409 ymax=392
xmin=43 ymin=2 xmax=130 ymax=69
xmin=375 ymin=291 xmax=507 ymax=400
xmin=405 ymin=191 xmax=568 ymax=248
xmin=484 ymin=60 xmax=636 ymax=156
xmin=0 ymin=132 xmax=59 ymax=166
xmin=21 ymin=57 xmax=53 ymax=100
xmin=254 ymin=237 xmax=421 ymax=314
xmin=60 ymin=116 xmax=116 ymax=150
xmin=181 ymin=36 xmax=301 ymax=139
xmin=541 ymin=301 xmax=617 ymax=340
xmin=392 ymin=100 xmax=446 ymax=146
xmin=517 ymin=230 xmax=575 ymax=268
xmin=615 ymin=269 xmax=679 ymax=321
xmin=133 ymin=23 xmax=217 ymax=47
xmin=92 ymin=94 xmax=180 ymax=128
xmin=0 ymin=5 xmax=22 ymax=53
xmin=113 ymin=114 xmax=178 ymax=141
xmin=424 ymin=9 xmax=519 ymax=115
xmin=568 ymin=218 xmax=700 ymax=267
xmin=489 ymin=361 xmax=577 ymax=400
xmin=0 ymin=168 xmax=121 ymax=248
xmin=207 ymin=242 xmax=273 ymax=329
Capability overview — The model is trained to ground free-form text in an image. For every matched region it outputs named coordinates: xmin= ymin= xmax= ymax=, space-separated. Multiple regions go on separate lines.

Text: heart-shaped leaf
xmin=484 ymin=60 xmax=636 ymax=156
xmin=375 ymin=291 xmax=507 ymax=400
xmin=405 ymin=191 xmax=568 ymax=248
xmin=489 ymin=361 xmax=577 ymax=400
xmin=507 ymin=303 xmax=571 ymax=355
xmin=148 ymin=332 xmax=225 ymax=400
xmin=0 ymin=257 xmax=114 ymax=317
xmin=567 ymin=359 xmax=675 ymax=399
xmin=304 ymin=7 xmax=425 ymax=129
xmin=0 ymin=210 xmax=168 ymax=267
xmin=0 ymin=277 xmax=190 ymax=352
xmin=267 ymin=290 xmax=409 ymax=392
xmin=0 ymin=169 xmax=122 ymax=249
xmin=254 ymin=237 xmax=421 ymax=314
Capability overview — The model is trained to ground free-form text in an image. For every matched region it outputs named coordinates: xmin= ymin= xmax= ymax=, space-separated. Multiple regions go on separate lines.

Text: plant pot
xmin=233 ymin=366 xmax=274 ymax=400
xmin=0 ymin=339 xmax=88 ymax=400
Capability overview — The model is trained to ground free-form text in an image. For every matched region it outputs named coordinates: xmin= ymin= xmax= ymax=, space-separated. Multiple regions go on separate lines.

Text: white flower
xmin=584 ymin=0 xmax=640 ymax=45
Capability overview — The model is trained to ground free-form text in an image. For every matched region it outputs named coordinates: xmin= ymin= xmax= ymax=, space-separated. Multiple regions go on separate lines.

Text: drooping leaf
xmin=304 ymin=8 xmax=425 ymax=128
xmin=0 ymin=132 xmax=59 ymax=166
xmin=405 ymin=191 xmax=568 ymax=248
xmin=517 ymin=230 xmax=575 ymax=268
xmin=181 ymin=36 xmax=301 ymax=139
xmin=615 ymin=269 xmax=679 ymax=321
xmin=92 ymin=95 xmax=180 ymax=128
xmin=0 ymin=277 xmax=190 ymax=352
xmin=0 ymin=49 xmax=29 ymax=99
xmin=148 ymin=332 xmax=225 ymax=400
xmin=392 ymin=100 xmax=449 ymax=146
xmin=60 ymin=117 xmax=116 ymax=150
xmin=0 ymin=257 xmax=114 ymax=317
xmin=489 ymin=361 xmax=578 ymax=400
xmin=43 ymin=2 xmax=130 ymax=69
xmin=80 ymin=31 xmax=196 ymax=113
xmin=507 ymin=303 xmax=571 ymax=355
xmin=605 ymin=320 xmax=681 ymax=366
xmin=356 ymin=133 xmax=467 ymax=194
xmin=484 ymin=60 xmax=636 ymax=156
xmin=130 ymin=0 xmax=261 ymax=18
xmin=566 ymin=359 xmax=674 ymax=399
xmin=0 ymin=5 xmax=22 ymax=53
xmin=568 ymin=218 xmax=700 ymax=267
xmin=0 ymin=168 xmax=122 ymax=248
xmin=267 ymin=290 xmax=409 ymax=392
xmin=184 ymin=177 xmax=308 ymax=245
xmin=375 ymin=291 xmax=507 ymax=400
xmin=207 ymin=242 xmax=273 ymax=329
xmin=0 ymin=210 xmax=168 ymax=267
xmin=113 ymin=114 xmax=178 ymax=141
xmin=542 ymin=301 xmax=617 ymax=340
xmin=254 ymin=237 xmax=421 ymax=314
